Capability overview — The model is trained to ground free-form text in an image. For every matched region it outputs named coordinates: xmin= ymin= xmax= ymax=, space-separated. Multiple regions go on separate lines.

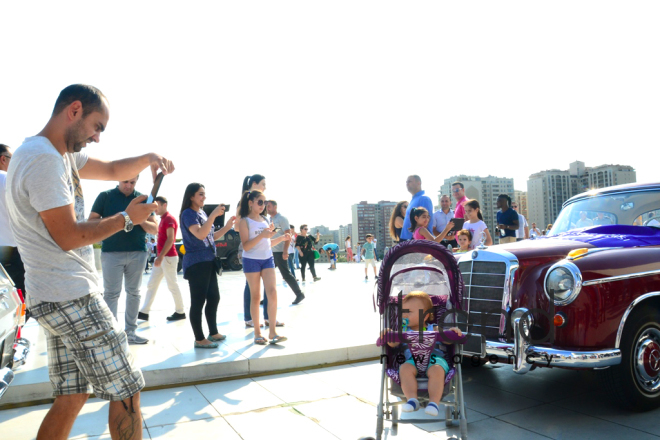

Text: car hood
xmin=487 ymin=237 xmax=595 ymax=260
xmin=489 ymin=225 xmax=660 ymax=260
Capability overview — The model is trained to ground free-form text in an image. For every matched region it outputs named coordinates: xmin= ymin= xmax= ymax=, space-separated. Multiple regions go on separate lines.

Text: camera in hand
xmin=203 ymin=204 xmax=230 ymax=230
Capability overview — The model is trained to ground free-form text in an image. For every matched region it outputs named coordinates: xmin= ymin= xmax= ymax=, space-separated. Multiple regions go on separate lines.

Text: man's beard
xmin=65 ymin=120 xmax=88 ymax=153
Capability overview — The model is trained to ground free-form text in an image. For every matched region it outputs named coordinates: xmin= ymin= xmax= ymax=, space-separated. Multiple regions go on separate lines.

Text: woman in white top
xmin=463 ymin=199 xmax=493 ymax=249
xmin=239 ymin=190 xmax=290 ymax=345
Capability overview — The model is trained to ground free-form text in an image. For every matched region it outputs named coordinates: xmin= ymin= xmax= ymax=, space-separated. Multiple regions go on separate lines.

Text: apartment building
xmin=527 ymin=161 xmax=636 ymax=229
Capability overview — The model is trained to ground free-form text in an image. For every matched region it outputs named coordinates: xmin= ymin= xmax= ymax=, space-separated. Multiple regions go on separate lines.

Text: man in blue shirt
xmin=401 ymin=175 xmax=435 ymax=241
xmin=496 ymin=194 xmax=519 ymax=244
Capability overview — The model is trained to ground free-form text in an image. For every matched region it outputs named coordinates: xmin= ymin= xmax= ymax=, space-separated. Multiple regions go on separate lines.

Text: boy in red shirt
xmin=139 ymin=196 xmax=186 ymax=321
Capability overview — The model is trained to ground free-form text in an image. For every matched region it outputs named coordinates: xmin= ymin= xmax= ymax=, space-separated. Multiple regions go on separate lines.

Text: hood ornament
xmin=477 ymin=230 xmax=488 ymax=249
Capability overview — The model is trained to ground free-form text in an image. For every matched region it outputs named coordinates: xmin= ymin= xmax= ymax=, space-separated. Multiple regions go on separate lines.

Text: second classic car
xmin=0 ymin=263 xmax=29 ymax=401
xmin=458 ymin=182 xmax=660 ymax=411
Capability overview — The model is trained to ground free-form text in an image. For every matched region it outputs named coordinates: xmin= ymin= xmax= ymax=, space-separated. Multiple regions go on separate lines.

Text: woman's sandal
xmin=269 ymin=335 xmax=288 ymax=345
xmin=208 ymin=334 xmax=227 ymax=342
xmin=264 ymin=320 xmax=285 ymax=327
xmin=254 ymin=336 xmax=268 ymax=345
xmin=194 ymin=341 xmax=219 ymax=349
xmin=245 ymin=320 xmax=264 ymax=328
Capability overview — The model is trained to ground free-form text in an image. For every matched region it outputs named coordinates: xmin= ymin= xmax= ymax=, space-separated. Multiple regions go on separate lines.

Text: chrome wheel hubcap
xmin=634 ymin=328 xmax=660 ymax=394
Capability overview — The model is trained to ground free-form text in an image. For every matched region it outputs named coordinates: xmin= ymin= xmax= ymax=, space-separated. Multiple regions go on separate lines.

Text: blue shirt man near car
xmin=401 ymin=175 xmax=435 ymax=241
xmin=496 ymin=194 xmax=519 ymax=244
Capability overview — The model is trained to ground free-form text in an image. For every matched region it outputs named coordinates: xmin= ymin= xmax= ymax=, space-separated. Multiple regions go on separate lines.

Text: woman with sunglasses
xmin=180 ymin=183 xmax=235 ymax=349
xmin=389 ymin=200 xmax=409 ymax=243
xmin=295 ymin=225 xmax=321 ymax=282
xmin=238 ymin=190 xmax=290 ymax=345
xmin=235 ymin=174 xmax=277 ymax=328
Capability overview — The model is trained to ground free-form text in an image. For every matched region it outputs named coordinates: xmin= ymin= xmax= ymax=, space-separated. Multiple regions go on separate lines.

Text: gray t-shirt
xmin=270 ymin=212 xmax=290 ymax=252
xmin=7 ymin=136 xmax=98 ymax=302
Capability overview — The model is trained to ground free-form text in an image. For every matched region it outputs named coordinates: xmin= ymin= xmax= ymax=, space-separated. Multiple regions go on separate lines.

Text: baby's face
xmin=402 ymin=297 xmax=427 ymax=329
xmin=457 ymin=235 xmax=470 ymax=249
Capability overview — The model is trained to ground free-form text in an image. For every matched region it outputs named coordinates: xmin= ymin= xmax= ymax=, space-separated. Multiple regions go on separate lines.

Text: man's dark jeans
xmin=273 ymin=252 xmax=302 ymax=297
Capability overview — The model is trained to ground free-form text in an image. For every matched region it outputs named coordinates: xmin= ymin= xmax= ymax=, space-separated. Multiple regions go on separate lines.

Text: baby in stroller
xmin=380 ymin=290 xmax=463 ymax=416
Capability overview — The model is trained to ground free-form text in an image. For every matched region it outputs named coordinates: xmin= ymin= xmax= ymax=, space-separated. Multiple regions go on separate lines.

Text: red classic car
xmin=457 ymin=182 xmax=660 ymax=411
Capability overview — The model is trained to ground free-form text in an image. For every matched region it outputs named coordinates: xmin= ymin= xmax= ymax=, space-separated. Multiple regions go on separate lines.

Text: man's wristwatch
xmin=120 ymin=211 xmax=134 ymax=233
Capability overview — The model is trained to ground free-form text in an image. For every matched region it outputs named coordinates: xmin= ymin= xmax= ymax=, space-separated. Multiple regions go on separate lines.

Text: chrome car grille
xmin=458 ymin=260 xmax=507 ymax=340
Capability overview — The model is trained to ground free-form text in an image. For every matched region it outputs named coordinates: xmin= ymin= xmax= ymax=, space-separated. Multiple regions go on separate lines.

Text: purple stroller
xmin=373 ymin=240 xmax=468 ymax=440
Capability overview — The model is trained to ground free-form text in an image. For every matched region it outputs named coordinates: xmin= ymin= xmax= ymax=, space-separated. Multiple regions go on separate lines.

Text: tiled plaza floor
xmin=3 ymin=359 xmax=660 ymax=439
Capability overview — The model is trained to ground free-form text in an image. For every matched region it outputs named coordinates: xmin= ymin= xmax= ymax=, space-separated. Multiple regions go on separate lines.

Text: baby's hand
xmin=449 ymin=327 xmax=463 ymax=337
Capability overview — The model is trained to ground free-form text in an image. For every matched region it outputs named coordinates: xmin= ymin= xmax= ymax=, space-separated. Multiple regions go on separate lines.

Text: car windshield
xmin=548 ymin=189 xmax=660 ymax=236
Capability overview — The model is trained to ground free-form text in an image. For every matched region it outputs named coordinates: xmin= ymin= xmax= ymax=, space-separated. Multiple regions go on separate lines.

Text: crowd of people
xmin=387 ymin=175 xmax=541 ymax=253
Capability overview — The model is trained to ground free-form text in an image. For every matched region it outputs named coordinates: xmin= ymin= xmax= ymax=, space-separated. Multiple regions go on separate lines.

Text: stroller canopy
xmin=376 ymin=240 xmax=463 ymax=315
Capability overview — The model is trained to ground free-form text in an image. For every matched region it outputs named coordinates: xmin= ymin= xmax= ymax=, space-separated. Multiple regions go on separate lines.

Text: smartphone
xmin=146 ymin=172 xmax=165 ymax=204
xmin=273 ymin=227 xmax=282 ymax=232
xmin=450 ymin=218 xmax=465 ymax=231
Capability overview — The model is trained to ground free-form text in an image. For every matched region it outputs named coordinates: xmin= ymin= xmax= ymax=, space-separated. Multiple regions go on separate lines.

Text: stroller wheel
xmin=392 ymin=405 xmax=399 ymax=428
xmin=445 ymin=405 xmax=453 ymax=427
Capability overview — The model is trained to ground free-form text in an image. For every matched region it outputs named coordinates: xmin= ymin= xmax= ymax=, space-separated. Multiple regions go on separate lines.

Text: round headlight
xmin=544 ymin=261 xmax=582 ymax=306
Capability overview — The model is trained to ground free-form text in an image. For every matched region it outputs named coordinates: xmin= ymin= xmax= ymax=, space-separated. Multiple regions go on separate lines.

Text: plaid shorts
xmin=27 ymin=291 xmax=145 ymax=401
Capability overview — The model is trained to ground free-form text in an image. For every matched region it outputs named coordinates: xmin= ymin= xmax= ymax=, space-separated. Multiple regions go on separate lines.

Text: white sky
xmin=2 ymin=1 xmax=658 ymax=230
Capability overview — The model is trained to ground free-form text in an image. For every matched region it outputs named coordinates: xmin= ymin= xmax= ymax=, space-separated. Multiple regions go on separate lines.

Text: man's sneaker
xmin=127 ymin=334 xmax=149 ymax=345
xmin=167 ymin=312 xmax=186 ymax=321
xmin=365 ymin=276 xmax=368 ymax=280
xmin=137 ymin=312 xmax=149 ymax=321
xmin=313 ymin=277 xmax=321 ymax=281
xmin=292 ymin=294 xmax=305 ymax=305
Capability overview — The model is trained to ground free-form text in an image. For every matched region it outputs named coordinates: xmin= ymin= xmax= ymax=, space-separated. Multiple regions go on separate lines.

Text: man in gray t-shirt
xmin=7 ymin=84 xmax=175 ymax=439
xmin=266 ymin=200 xmax=304 ymax=304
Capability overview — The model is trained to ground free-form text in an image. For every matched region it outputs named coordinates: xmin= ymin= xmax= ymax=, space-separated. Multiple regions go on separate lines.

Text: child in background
xmin=329 ymin=248 xmax=337 ymax=270
xmin=380 ymin=291 xmax=463 ymax=416
xmin=463 ymin=199 xmax=493 ymax=249
xmin=454 ymin=229 xmax=472 ymax=253
xmin=409 ymin=207 xmax=454 ymax=243
xmin=361 ymin=235 xmax=378 ymax=280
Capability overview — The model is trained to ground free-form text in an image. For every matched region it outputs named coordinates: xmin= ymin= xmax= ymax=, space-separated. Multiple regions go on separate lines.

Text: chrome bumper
xmin=12 ymin=338 xmax=30 ymax=369
xmin=483 ymin=318 xmax=621 ymax=373
xmin=0 ymin=367 xmax=15 ymax=401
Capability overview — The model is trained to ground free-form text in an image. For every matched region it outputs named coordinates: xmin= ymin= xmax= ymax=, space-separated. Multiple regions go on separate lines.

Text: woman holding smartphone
xmin=180 ymin=183 xmax=235 ymax=349
xmin=235 ymin=174 xmax=275 ymax=328
xmin=238 ymin=190 xmax=289 ymax=345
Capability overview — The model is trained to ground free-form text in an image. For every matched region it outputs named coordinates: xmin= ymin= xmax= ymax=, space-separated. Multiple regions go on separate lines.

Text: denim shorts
xmin=243 ymin=256 xmax=275 ymax=273
xmin=402 ymin=353 xmax=450 ymax=375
